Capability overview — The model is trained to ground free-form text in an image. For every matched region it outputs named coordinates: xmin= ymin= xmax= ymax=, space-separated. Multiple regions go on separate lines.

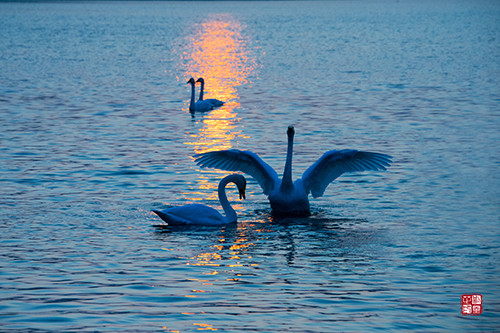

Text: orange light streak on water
xmin=179 ymin=15 xmax=256 ymax=201
xmin=193 ymin=323 xmax=218 ymax=331
xmin=175 ymin=222 xmax=273 ymax=330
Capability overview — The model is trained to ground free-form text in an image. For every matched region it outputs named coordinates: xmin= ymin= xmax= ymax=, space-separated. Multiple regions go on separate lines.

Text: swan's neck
xmin=189 ymin=83 xmax=195 ymax=112
xmin=218 ymin=176 xmax=238 ymax=223
xmin=198 ymin=82 xmax=204 ymax=101
xmin=280 ymin=132 xmax=294 ymax=193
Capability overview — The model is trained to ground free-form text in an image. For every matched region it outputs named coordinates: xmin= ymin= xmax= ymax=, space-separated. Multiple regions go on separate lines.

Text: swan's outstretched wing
xmin=194 ymin=149 xmax=278 ymax=195
xmin=301 ymin=149 xmax=392 ymax=198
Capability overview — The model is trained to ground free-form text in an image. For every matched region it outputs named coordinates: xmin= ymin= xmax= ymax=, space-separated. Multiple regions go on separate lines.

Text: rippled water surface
xmin=1 ymin=1 xmax=499 ymax=331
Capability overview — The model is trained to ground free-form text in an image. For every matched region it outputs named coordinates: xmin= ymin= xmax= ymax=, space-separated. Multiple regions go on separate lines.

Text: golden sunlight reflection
xmin=184 ymin=221 xmax=268 ymax=279
xmin=179 ymin=15 xmax=256 ymax=201
xmin=193 ymin=323 xmax=218 ymax=331
xmin=161 ymin=221 xmax=270 ymax=329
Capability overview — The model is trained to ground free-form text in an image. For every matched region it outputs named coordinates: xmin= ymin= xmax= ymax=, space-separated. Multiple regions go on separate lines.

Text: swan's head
xmin=239 ymin=187 xmax=246 ymax=200
xmin=287 ymin=125 xmax=295 ymax=137
xmin=196 ymin=78 xmax=205 ymax=84
xmin=232 ymin=174 xmax=247 ymax=200
xmin=186 ymin=77 xmax=195 ymax=85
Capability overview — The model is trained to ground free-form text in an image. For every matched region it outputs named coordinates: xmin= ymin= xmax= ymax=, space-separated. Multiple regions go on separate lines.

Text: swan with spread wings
xmin=194 ymin=126 xmax=392 ymax=216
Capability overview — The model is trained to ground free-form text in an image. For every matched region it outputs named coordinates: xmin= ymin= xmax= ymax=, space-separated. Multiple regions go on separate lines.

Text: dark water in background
xmin=1 ymin=1 xmax=499 ymax=331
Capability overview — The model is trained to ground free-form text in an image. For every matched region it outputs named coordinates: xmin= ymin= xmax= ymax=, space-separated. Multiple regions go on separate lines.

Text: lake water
xmin=1 ymin=0 xmax=499 ymax=331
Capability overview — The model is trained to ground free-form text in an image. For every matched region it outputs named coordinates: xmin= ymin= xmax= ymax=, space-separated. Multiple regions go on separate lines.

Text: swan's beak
xmin=239 ymin=188 xmax=246 ymax=200
xmin=287 ymin=125 xmax=295 ymax=136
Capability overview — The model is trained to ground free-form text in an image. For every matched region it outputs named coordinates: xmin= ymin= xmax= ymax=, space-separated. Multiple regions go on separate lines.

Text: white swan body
xmin=153 ymin=174 xmax=246 ymax=225
xmin=187 ymin=78 xmax=215 ymax=112
xmin=196 ymin=78 xmax=224 ymax=107
xmin=194 ymin=126 xmax=392 ymax=216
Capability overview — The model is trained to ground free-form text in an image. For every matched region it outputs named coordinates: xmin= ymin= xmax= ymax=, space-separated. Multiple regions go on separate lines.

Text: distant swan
xmin=152 ymin=174 xmax=246 ymax=225
xmin=187 ymin=78 xmax=215 ymax=112
xmin=196 ymin=78 xmax=224 ymax=107
xmin=194 ymin=126 xmax=392 ymax=216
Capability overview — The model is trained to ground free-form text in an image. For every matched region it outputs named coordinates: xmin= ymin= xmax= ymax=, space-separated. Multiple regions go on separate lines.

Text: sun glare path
xmin=180 ymin=15 xmax=256 ymax=201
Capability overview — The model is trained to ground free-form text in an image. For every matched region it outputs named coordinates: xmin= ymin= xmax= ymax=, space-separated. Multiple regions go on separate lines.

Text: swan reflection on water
xmin=153 ymin=211 xmax=382 ymax=272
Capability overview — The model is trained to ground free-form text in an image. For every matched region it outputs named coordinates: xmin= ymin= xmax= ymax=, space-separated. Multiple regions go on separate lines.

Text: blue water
xmin=1 ymin=1 xmax=499 ymax=331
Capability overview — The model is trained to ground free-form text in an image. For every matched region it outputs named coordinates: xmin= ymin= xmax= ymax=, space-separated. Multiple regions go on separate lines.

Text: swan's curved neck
xmin=280 ymin=130 xmax=294 ymax=192
xmin=189 ymin=82 xmax=195 ymax=112
xmin=218 ymin=175 xmax=238 ymax=223
xmin=198 ymin=81 xmax=204 ymax=101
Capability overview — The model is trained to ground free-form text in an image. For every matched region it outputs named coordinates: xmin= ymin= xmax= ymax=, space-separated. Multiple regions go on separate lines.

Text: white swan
xmin=152 ymin=174 xmax=246 ymax=225
xmin=194 ymin=126 xmax=392 ymax=216
xmin=187 ymin=78 xmax=215 ymax=112
xmin=196 ymin=78 xmax=224 ymax=107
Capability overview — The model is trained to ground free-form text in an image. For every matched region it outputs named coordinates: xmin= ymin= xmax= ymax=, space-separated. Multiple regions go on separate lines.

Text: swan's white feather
xmin=204 ymin=98 xmax=224 ymax=107
xmin=301 ymin=150 xmax=392 ymax=198
xmin=154 ymin=204 xmax=225 ymax=225
xmin=193 ymin=100 xmax=215 ymax=112
xmin=194 ymin=149 xmax=278 ymax=195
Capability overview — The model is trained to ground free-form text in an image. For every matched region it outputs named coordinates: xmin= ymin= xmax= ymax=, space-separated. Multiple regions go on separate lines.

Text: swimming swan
xmin=152 ymin=174 xmax=246 ymax=225
xmin=187 ymin=78 xmax=215 ymax=112
xmin=196 ymin=78 xmax=224 ymax=107
xmin=194 ymin=126 xmax=392 ymax=216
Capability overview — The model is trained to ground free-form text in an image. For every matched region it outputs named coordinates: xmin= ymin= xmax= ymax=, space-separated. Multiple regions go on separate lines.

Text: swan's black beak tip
xmin=239 ymin=188 xmax=246 ymax=200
